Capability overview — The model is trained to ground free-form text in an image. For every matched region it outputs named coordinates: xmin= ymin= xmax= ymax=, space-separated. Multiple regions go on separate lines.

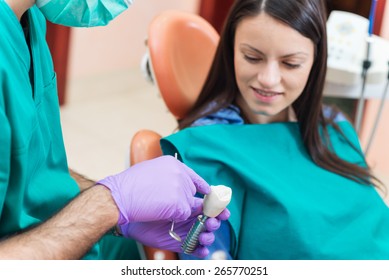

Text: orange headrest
xmin=147 ymin=10 xmax=219 ymax=119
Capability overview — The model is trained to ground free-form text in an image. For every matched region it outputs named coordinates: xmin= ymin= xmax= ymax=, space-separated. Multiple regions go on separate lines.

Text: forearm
xmin=69 ymin=168 xmax=96 ymax=191
xmin=0 ymin=185 xmax=119 ymax=259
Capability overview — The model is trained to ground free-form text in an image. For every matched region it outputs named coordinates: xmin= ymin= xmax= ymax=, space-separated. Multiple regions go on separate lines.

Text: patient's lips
xmin=252 ymin=87 xmax=282 ymax=103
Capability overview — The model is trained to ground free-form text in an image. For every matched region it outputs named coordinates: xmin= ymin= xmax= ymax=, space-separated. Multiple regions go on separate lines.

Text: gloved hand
xmin=121 ymin=207 xmax=231 ymax=258
xmin=97 ymin=155 xmax=211 ymax=225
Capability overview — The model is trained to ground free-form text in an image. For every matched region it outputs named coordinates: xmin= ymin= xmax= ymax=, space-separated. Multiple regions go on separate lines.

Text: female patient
xmin=161 ymin=0 xmax=389 ymax=259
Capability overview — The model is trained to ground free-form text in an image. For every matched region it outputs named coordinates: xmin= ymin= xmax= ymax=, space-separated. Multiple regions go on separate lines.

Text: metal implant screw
xmin=181 ymin=215 xmax=207 ymax=254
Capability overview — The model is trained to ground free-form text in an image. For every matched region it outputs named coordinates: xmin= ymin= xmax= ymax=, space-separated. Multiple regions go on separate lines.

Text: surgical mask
xmin=36 ymin=0 xmax=133 ymax=27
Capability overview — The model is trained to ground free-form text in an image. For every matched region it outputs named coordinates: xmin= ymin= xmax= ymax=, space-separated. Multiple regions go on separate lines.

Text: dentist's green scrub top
xmin=0 ymin=2 xmax=139 ymax=259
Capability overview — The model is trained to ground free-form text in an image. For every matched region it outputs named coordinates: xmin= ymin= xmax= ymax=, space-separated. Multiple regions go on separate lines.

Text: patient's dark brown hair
xmin=179 ymin=0 xmax=382 ymax=188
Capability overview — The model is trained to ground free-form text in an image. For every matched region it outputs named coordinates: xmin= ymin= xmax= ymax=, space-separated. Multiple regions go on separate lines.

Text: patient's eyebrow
xmin=240 ymin=43 xmax=309 ymax=58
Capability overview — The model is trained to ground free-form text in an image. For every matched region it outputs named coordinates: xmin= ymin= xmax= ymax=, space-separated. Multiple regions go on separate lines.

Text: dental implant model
xmin=181 ymin=185 xmax=232 ymax=254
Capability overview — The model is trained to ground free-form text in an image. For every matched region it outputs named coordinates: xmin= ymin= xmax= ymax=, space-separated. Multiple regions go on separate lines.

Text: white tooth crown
xmin=203 ymin=185 xmax=232 ymax=217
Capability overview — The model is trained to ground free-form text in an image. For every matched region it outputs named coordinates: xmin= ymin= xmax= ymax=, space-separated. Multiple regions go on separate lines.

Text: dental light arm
xmin=354 ymin=0 xmax=378 ymax=134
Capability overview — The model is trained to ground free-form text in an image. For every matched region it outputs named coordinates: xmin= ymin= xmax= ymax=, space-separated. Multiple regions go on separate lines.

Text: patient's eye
xmin=283 ymin=62 xmax=301 ymax=69
xmin=244 ymin=55 xmax=261 ymax=63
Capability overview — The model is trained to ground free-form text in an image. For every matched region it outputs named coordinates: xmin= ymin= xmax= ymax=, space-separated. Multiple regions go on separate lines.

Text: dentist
xmin=0 ymin=0 xmax=229 ymax=259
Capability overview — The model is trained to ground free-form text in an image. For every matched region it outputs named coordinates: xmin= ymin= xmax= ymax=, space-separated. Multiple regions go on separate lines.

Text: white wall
xmin=67 ymin=0 xmax=200 ymax=80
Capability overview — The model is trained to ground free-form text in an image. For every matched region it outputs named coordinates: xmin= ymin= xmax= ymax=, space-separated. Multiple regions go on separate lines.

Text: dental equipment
xmin=354 ymin=0 xmax=378 ymax=133
xmin=169 ymin=220 xmax=182 ymax=242
xmin=364 ymin=62 xmax=389 ymax=156
xmin=181 ymin=185 xmax=232 ymax=255
xmin=169 ymin=153 xmax=183 ymax=242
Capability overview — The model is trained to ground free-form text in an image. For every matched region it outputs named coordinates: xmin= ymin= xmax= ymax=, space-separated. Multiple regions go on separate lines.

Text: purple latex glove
xmin=121 ymin=206 xmax=231 ymax=258
xmin=97 ymin=155 xmax=210 ymax=224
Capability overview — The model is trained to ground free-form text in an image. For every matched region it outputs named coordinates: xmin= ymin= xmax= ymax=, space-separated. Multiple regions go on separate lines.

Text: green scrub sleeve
xmin=0 ymin=106 xmax=11 ymax=213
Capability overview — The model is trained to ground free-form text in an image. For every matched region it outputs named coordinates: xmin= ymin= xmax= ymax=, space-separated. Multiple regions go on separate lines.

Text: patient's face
xmin=234 ymin=12 xmax=314 ymax=124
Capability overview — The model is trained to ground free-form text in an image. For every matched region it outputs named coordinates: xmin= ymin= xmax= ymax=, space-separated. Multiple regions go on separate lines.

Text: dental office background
xmin=57 ymin=0 xmax=389 ymax=190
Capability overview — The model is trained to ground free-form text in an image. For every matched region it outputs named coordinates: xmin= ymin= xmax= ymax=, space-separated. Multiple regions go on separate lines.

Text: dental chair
xmin=132 ymin=10 xmax=219 ymax=260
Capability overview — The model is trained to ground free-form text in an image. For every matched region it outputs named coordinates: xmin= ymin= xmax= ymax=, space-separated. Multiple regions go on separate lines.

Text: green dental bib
xmin=161 ymin=122 xmax=389 ymax=259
